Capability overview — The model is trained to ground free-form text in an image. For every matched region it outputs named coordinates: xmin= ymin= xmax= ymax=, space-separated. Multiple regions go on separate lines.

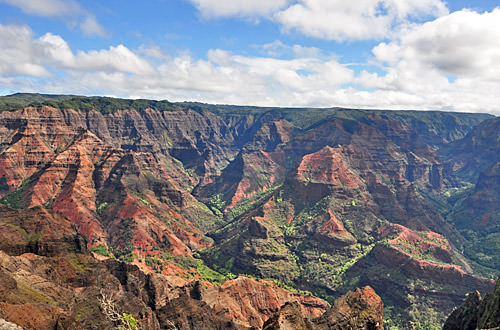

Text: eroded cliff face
xmin=263 ymin=286 xmax=384 ymax=330
xmin=0 ymin=106 xmax=222 ymax=261
xmin=0 ymin=206 xmax=329 ymax=330
xmin=0 ymin=101 xmax=496 ymax=329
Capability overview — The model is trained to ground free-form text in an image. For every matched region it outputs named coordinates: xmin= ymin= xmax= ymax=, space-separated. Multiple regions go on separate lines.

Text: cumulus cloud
xmin=189 ymin=0 xmax=290 ymax=18
xmin=372 ymin=9 xmax=500 ymax=78
xmin=0 ymin=24 xmax=51 ymax=77
xmin=187 ymin=0 xmax=448 ymax=41
xmin=0 ymin=0 xmax=82 ymax=17
xmin=357 ymin=9 xmax=500 ymax=92
xmin=275 ymin=0 xmax=448 ymax=41
xmin=3 ymin=6 xmax=500 ymax=114
xmin=0 ymin=25 xmax=151 ymax=77
xmin=353 ymin=8 xmax=500 ymax=112
xmin=0 ymin=23 xmax=353 ymax=106
xmin=0 ymin=0 xmax=107 ymax=37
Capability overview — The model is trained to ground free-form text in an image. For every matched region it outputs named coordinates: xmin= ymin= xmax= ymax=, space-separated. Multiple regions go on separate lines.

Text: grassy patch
xmin=17 ymin=281 xmax=56 ymax=306
xmin=166 ymin=255 xmax=227 ymax=284
xmin=90 ymin=244 xmax=110 ymax=257
xmin=0 ymin=175 xmax=37 ymax=209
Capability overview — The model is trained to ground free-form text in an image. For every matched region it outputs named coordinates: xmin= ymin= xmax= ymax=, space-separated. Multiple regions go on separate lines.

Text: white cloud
xmin=0 ymin=0 xmax=108 ymax=37
xmin=188 ymin=0 xmax=290 ymax=18
xmin=0 ymin=24 xmax=51 ymax=77
xmin=256 ymin=40 xmax=323 ymax=58
xmin=4 ymin=8 xmax=500 ymax=115
xmin=372 ymin=9 xmax=500 ymax=78
xmin=0 ymin=23 xmax=353 ymax=106
xmin=187 ymin=0 xmax=448 ymax=41
xmin=0 ymin=25 xmax=152 ymax=77
xmin=80 ymin=15 xmax=107 ymax=37
xmin=353 ymin=8 xmax=500 ymax=112
xmin=275 ymin=0 xmax=448 ymax=41
xmin=357 ymin=9 xmax=500 ymax=92
xmin=0 ymin=0 xmax=82 ymax=17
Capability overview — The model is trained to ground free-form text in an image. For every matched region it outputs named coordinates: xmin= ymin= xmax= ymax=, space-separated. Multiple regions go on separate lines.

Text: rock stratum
xmin=0 ymin=93 xmax=498 ymax=328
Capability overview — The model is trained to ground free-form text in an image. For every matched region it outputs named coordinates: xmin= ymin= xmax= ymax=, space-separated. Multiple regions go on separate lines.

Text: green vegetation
xmin=117 ymin=218 xmax=135 ymax=244
xmin=0 ymin=93 xmax=179 ymax=114
xmin=166 ymin=255 xmax=227 ymax=284
xmin=0 ymin=175 xmax=37 ymax=209
xmin=112 ymin=218 xmax=136 ymax=262
xmin=208 ymin=193 xmax=226 ymax=216
xmin=145 ymin=256 xmax=164 ymax=273
xmin=464 ymin=232 xmax=500 ymax=273
xmin=0 ymin=93 xmax=78 ymax=111
xmin=90 ymin=244 xmax=110 ymax=257
xmin=17 ymin=281 xmax=57 ymax=306
xmin=226 ymin=186 xmax=279 ymax=220
xmin=97 ymin=202 xmax=110 ymax=215
xmin=0 ymin=92 xmax=497 ymax=329
xmin=118 ymin=313 xmax=139 ymax=330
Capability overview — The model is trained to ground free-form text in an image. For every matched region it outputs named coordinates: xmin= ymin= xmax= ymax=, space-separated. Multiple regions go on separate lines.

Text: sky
xmin=0 ymin=0 xmax=499 ymax=113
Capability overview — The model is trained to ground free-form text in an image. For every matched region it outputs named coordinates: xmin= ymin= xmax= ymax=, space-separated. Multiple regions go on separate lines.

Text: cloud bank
xmin=189 ymin=0 xmax=448 ymax=41
xmin=1 ymin=6 xmax=500 ymax=113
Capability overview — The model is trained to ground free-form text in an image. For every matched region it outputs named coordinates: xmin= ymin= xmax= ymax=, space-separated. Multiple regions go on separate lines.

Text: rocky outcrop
xmin=0 ymin=318 xmax=23 ymax=330
xmin=444 ymin=277 xmax=500 ymax=330
xmin=0 ymin=98 xmax=496 ymax=329
xmin=0 ymin=106 xmax=219 ymax=259
xmin=263 ymin=286 xmax=383 ymax=330
xmin=443 ymin=291 xmax=482 ymax=330
xmin=203 ymin=277 xmax=328 ymax=328
xmin=0 ymin=205 xmax=87 ymax=256
xmin=340 ymin=242 xmax=495 ymax=327
xmin=0 ymin=206 xmax=330 ymax=330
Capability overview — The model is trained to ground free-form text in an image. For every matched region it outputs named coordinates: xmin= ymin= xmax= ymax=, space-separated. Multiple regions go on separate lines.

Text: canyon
xmin=0 ymin=93 xmax=499 ymax=328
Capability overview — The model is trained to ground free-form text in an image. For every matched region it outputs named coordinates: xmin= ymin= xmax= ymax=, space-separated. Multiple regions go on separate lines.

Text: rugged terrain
xmin=0 ymin=93 xmax=498 ymax=328
xmin=0 ymin=203 xmax=383 ymax=329
xmin=443 ymin=276 xmax=500 ymax=330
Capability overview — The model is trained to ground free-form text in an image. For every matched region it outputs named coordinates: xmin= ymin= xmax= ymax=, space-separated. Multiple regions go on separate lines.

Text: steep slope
xmin=0 ymin=106 xmax=220 ymax=264
xmin=442 ymin=116 xmax=500 ymax=276
xmin=0 ymin=94 xmax=495 ymax=329
xmin=197 ymin=111 xmax=495 ymax=328
xmin=0 ymin=206 xmax=329 ymax=330
xmin=444 ymin=277 xmax=500 ymax=330
xmin=263 ymin=286 xmax=383 ymax=330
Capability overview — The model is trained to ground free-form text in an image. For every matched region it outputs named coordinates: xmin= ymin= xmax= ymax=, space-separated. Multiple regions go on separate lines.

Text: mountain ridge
xmin=0 ymin=94 xmax=498 ymax=328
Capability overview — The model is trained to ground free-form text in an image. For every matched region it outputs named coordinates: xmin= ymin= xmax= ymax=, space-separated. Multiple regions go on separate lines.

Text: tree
xmin=98 ymin=290 xmax=140 ymax=330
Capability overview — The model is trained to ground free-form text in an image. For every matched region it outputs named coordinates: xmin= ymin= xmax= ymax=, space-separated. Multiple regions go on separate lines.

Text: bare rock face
xmin=0 ymin=206 xmax=330 ymax=330
xmin=0 ymin=100 xmax=496 ymax=329
xmin=156 ymin=281 xmax=241 ymax=330
xmin=203 ymin=277 xmax=328 ymax=329
xmin=314 ymin=286 xmax=383 ymax=330
xmin=263 ymin=302 xmax=313 ymax=330
xmin=263 ymin=286 xmax=384 ymax=330
xmin=0 ymin=106 xmax=219 ymax=259
xmin=0 ymin=318 xmax=24 ymax=330
xmin=0 ymin=205 xmax=87 ymax=256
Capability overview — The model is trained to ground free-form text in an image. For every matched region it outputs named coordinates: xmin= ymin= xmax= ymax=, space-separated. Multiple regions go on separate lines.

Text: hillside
xmin=0 ymin=93 xmax=497 ymax=328
xmin=444 ymin=276 xmax=500 ymax=330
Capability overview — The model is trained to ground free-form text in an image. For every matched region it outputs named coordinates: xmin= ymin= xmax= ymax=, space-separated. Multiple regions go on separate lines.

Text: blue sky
xmin=0 ymin=0 xmax=499 ymax=113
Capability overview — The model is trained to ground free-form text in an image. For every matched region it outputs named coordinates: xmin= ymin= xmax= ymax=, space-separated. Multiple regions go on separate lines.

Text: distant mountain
xmin=0 ymin=93 xmax=497 ymax=328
